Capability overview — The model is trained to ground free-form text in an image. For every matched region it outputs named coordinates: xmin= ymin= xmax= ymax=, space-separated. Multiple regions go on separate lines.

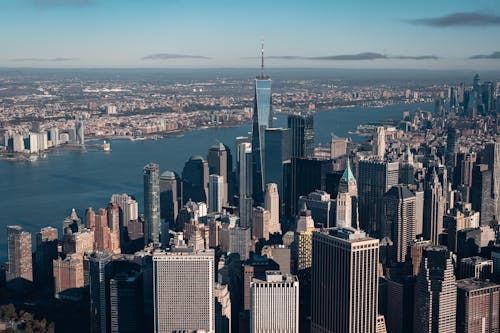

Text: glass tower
xmin=252 ymin=43 xmax=272 ymax=205
xmin=144 ymin=163 xmax=161 ymax=246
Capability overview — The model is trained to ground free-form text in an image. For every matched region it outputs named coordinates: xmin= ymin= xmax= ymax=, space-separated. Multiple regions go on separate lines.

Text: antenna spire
xmin=261 ymin=39 xmax=264 ymax=77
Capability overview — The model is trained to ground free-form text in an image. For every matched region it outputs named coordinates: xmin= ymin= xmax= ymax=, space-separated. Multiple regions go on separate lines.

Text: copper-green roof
xmin=341 ymin=158 xmax=356 ymax=183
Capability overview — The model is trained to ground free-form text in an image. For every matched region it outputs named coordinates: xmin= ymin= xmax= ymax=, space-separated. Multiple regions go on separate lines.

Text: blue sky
xmin=1 ymin=0 xmax=500 ymax=69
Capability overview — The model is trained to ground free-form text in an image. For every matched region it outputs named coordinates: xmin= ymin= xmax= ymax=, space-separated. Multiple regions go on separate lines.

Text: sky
xmin=0 ymin=0 xmax=500 ymax=69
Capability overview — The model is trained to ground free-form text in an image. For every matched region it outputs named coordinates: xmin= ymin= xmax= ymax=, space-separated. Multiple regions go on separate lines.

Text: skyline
xmin=0 ymin=0 xmax=499 ymax=69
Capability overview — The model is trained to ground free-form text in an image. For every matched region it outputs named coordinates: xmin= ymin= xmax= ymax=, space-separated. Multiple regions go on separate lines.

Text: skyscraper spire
xmin=261 ymin=39 xmax=264 ymax=78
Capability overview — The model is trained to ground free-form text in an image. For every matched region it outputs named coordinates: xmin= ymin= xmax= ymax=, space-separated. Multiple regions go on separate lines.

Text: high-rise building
xmin=288 ymin=113 xmax=315 ymax=159
xmin=456 ymin=278 xmax=499 ymax=333
xmin=264 ymin=128 xmax=291 ymax=200
xmin=358 ymin=159 xmax=399 ymax=237
xmin=89 ymin=251 xmax=113 ymax=333
xmin=208 ymin=174 xmax=224 ymax=213
xmin=331 ymin=135 xmax=347 ymax=159
xmin=383 ymin=185 xmax=416 ymax=264
xmin=286 ymin=157 xmax=334 ymax=217
xmin=250 ymin=271 xmax=299 ymax=333
xmin=182 ymin=155 xmax=209 ymax=204
xmin=336 ymin=157 xmax=358 ymax=228
xmin=471 ymin=163 xmax=492 ymax=226
xmin=373 ymin=126 xmax=386 ymax=159
xmin=243 ymin=254 xmax=280 ymax=311
xmin=229 ymin=226 xmax=251 ymax=261
xmin=49 ymin=126 xmax=59 ymax=146
xmin=109 ymin=261 xmax=144 ymax=333
xmin=459 ymin=256 xmax=494 ymax=280
xmin=107 ymin=202 xmax=121 ymax=254
xmin=252 ymin=43 xmax=272 ymax=205
xmin=483 ymin=140 xmax=500 ymax=225
xmin=6 ymin=225 xmax=33 ymax=284
xmin=214 ymin=283 xmax=231 ymax=333
xmin=413 ymin=245 xmax=456 ymax=333
xmin=153 ymin=249 xmax=215 ymax=333
xmin=76 ymin=116 xmax=85 ymax=145
xmin=298 ymin=190 xmax=335 ymax=228
xmin=311 ymin=228 xmax=379 ymax=333
xmin=264 ymin=183 xmax=281 ymax=235
xmin=423 ymin=169 xmax=445 ymax=244
xmin=253 ymin=206 xmax=271 ymax=240
xmin=34 ymin=226 xmax=58 ymax=289
xmin=144 ymin=163 xmax=161 ymax=246
xmin=385 ymin=276 xmax=416 ymax=333
xmin=159 ymin=171 xmax=178 ymax=240
xmin=53 ymin=255 xmax=84 ymax=300
xmin=111 ymin=193 xmax=139 ymax=228
xmin=208 ymin=142 xmax=229 ymax=205
xmin=239 ymin=142 xmax=254 ymax=229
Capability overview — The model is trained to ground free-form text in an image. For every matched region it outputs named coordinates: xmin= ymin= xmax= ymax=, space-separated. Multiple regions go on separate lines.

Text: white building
xmin=153 ymin=249 xmax=214 ymax=333
xmin=250 ymin=271 xmax=299 ymax=333
xmin=264 ymin=183 xmax=281 ymax=235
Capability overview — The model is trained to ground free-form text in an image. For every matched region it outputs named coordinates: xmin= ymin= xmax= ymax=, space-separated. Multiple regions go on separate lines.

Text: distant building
xmin=89 ymin=251 xmax=113 ymax=333
xmin=208 ymin=142 xmax=229 ymax=205
xmin=264 ymin=183 xmax=281 ymax=235
xmin=239 ymin=142 xmax=254 ymax=229
xmin=358 ymin=159 xmax=399 ymax=236
xmin=34 ymin=226 xmax=58 ymax=291
xmin=208 ymin=174 xmax=224 ymax=213
xmin=288 ymin=113 xmax=315 ymax=159
xmin=459 ymin=256 xmax=494 ymax=280
xmin=144 ymin=163 xmax=161 ymax=246
xmin=250 ymin=271 xmax=299 ymax=333
xmin=182 ymin=155 xmax=209 ymax=206
xmin=298 ymin=190 xmax=334 ymax=228
xmin=264 ymin=128 xmax=291 ymax=201
xmin=6 ymin=225 xmax=33 ymax=285
xmin=53 ymin=255 xmax=84 ymax=300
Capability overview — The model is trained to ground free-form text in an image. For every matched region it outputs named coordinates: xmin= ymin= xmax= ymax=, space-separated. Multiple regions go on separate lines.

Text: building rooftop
xmin=456 ymin=278 xmax=499 ymax=292
xmin=160 ymin=170 xmax=176 ymax=179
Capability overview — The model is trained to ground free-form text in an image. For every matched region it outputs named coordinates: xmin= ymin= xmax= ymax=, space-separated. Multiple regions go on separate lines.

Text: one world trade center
xmin=252 ymin=42 xmax=272 ymax=204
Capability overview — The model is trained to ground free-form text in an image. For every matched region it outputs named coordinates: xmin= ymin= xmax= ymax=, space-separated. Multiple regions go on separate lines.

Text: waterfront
xmin=0 ymin=103 xmax=430 ymax=260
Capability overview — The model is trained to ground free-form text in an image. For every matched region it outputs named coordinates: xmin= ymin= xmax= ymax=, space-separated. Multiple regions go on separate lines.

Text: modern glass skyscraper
xmin=288 ymin=113 xmax=315 ymax=159
xmin=144 ymin=163 xmax=161 ymax=246
xmin=252 ymin=43 xmax=272 ymax=205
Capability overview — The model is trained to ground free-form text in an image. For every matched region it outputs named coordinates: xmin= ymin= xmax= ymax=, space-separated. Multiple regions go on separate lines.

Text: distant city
xmin=1 ymin=57 xmax=500 ymax=333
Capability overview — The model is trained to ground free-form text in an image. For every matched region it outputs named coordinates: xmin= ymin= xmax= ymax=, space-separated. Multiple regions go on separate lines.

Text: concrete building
xmin=459 ymin=256 xmax=494 ymax=280
xmin=253 ymin=206 xmax=271 ymax=240
xmin=250 ymin=271 xmax=299 ymax=333
xmin=264 ymin=183 xmax=281 ymax=235
xmin=456 ymin=278 xmax=499 ymax=333
xmin=153 ymin=249 xmax=215 ymax=333
xmin=53 ymin=255 xmax=84 ymax=300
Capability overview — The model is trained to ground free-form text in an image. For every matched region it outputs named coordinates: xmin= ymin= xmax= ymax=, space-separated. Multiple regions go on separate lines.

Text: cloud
xmin=264 ymin=53 xmax=438 ymax=61
xmin=392 ymin=55 xmax=439 ymax=60
xmin=11 ymin=57 xmax=78 ymax=62
xmin=410 ymin=12 xmax=500 ymax=27
xmin=309 ymin=52 xmax=387 ymax=61
xmin=141 ymin=53 xmax=211 ymax=60
xmin=469 ymin=51 xmax=500 ymax=59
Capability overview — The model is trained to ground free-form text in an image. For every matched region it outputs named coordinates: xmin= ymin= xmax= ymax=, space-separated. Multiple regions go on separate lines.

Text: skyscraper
xmin=311 ymin=228 xmax=379 ymax=333
xmin=6 ymin=225 xmax=33 ymax=289
xmin=252 ymin=206 xmax=270 ymax=240
xmin=250 ymin=271 xmax=299 ymax=333
xmin=264 ymin=127 xmax=291 ymax=200
xmin=34 ymin=226 xmax=58 ymax=290
xmin=423 ymin=169 xmax=445 ymax=244
xmin=252 ymin=43 xmax=272 ymax=205
xmin=264 ymin=183 xmax=281 ymax=235
xmin=76 ymin=116 xmax=85 ymax=145
xmin=358 ymin=159 xmax=399 ymax=237
xmin=456 ymin=278 xmax=499 ymax=333
xmin=288 ymin=113 xmax=315 ymax=159
xmin=239 ymin=142 xmax=254 ymax=229
xmin=413 ymin=245 xmax=456 ymax=333
xmin=89 ymin=251 xmax=113 ymax=333
xmin=383 ymin=185 xmax=416 ymax=264
xmin=109 ymin=261 xmax=144 ymax=333
xmin=337 ymin=158 xmax=358 ymax=228
xmin=182 ymin=155 xmax=209 ymax=204
xmin=208 ymin=142 xmax=228 ymax=205
xmin=373 ymin=126 xmax=385 ymax=159
xmin=159 ymin=171 xmax=178 ymax=240
xmin=144 ymin=163 xmax=161 ymax=246
xmin=153 ymin=249 xmax=215 ymax=333
xmin=483 ymin=140 xmax=500 ymax=225
xmin=208 ymin=174 xmax=224 ymax=213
